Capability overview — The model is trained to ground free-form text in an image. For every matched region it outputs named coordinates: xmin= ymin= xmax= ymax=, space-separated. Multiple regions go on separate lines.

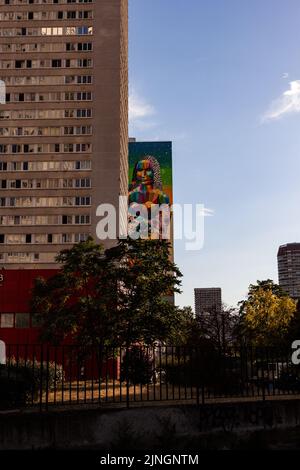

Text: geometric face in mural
xmin=129 ymin=155 xmax=170 ymax=210
xmin=128 ymin=141 xmax=173 ymax=207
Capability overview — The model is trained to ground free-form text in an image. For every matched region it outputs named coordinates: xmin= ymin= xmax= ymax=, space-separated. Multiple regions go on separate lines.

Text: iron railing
xmin=0 ymin=344 xmax=299 ymax=411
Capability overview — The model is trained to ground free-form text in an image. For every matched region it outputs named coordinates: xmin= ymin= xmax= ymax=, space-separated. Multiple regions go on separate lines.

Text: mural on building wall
xmin=128 ymin=141 xmax=173 ymax=208
xmin=128 ymin=141 xmax=173 ymax=240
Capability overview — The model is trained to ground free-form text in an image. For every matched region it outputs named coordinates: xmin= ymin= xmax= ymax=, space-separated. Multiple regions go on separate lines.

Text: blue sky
xmin=129 ymin=0 xmax=300 ymax=309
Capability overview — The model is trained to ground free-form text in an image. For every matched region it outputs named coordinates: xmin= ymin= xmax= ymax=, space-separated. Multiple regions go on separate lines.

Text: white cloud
xmin=129 ymin=89 xmax=155 ymax=130
xmin=262 ymin=80 xmax=300 ymax=122
xmin=203 ymin=207 xmax=214 ymax=216
xmin=128 ymin=88 xmax=188 ymax=143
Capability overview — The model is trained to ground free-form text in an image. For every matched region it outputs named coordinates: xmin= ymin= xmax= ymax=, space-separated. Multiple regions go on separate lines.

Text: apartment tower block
xmin=0 ymin=0 xmax=128 ymax=269
xmin=194 ymin=287 xmax=222 ymax=317
xmin=278 ymin=243 xmax=300 ymax=299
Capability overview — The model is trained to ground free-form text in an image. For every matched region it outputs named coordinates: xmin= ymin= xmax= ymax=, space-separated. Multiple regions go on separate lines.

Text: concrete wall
xmin=1 ymin=400 xmax=300 ymax=450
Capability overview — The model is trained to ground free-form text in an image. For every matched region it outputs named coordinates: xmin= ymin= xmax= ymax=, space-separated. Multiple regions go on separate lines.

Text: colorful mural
xmin=128 ymin=141 xmax=173 ymax=208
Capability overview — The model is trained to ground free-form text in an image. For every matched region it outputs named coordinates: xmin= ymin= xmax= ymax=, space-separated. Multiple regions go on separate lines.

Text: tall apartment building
xmin=194 ymin=288 xmax=222 ymax=317
xmin=278 ymin=243 xmax=300 ymax=299
xmin=0 ymin=0 xmax=128 ymax=269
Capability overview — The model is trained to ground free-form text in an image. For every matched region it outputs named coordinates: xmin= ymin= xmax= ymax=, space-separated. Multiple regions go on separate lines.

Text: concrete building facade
xmin=0 ymin=0 xmax=128 ymax=269
xmin=194 ymin=287 xmax=222 ymax=317
xmin=278 ymin=243 xmax=300 ymax=299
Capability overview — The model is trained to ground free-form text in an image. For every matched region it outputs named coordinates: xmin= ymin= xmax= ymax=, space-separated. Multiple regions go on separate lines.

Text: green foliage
xmin=0 ymin=359 xmax=64 ymax=409
xmin=0 ymin=364 xmax=33 ymax=409
xmin=104 ymin=238 xmax=182 ymax=346
xmin=171 ymin=304 xmax=238 ymax=350
xmin=239 ymin=279 xmax=289 ymax=314
xmin=8 ymin=357 xmax=64 ymax=390
xmin=165 ymin=348 xmax=244 ymax=395
xmin=31 ymin=237 xmax=183 ymax=347
xmin=276 ymin=371 xmax=300 ymax=392
xmin=120 ymin=346 xmax=154 ymax=385
xmin=31 ymin=238 xmax=113 ymax=347
xmin=237 ymin=279 xmax=297 ymax=347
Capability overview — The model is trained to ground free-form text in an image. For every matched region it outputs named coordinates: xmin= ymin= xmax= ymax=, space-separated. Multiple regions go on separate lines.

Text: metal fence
xmin=1 ymin=344 xmax=300 ymax=411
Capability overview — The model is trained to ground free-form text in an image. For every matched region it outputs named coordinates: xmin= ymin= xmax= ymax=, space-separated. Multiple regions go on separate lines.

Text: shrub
xmin=0 ymin=359 xmax=65 ymax=409
xmin=8 ymin=357 xmax=64 ymax=390
xmin=120 ymin=347 xmax=155 ymax=385
xmin=276 ymin=371 xmax=300 ymax=392
xmin=0 ymin=364 xmax=33 ymax=409
xmin=165 ymin=350 xmax=244 ymax=395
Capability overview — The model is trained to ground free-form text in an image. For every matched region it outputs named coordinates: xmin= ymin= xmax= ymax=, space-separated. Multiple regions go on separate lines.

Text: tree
xmin=283 ymin=298 xmax=300 ymax=347
xmin=31 ymin=238 xmax=116 ymax=347
xmin=31 ymin=237 xmax=184 ymax=347
xmin=104 ymin=238 xmax=183 ymax=346
xmin=167 ymin=306 xmax=203 ymax=346
xmin=239 ymin=279 xmax=288 ymax=312
xmin=237 ymin=280 xmax=297 ymax=347
xmin=196 ymin=304 xmax=239 ymax=350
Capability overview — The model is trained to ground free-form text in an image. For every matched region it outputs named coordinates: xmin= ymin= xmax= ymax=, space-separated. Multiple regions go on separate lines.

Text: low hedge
xmin=0 ymin=359 xmax=64 ymax=409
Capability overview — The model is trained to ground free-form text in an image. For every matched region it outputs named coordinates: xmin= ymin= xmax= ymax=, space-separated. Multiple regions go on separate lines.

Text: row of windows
xmin=0 ymin=26 xmax=93 ymax=36
xmin=0 ymin=214 xmax=91 ymax=226
xmin=0 ymin=126 xmax=92 ymax=136
xmin=0 ymin=196 xmax=92 ymax=207
xmin=0 ymin=108 xmax=92 ymax=119
xmin=1 ymin=58 xmax=93 ymax=68
xmin=1 ymin=0 xmax=93 ymax=5
xmin=0 ymin=252 xmax=57 ymax=263
xmin=0 ymin=178 xmax=91 ymax=189
xmin=5 ymin=91 xmax=92 ymax=102
xmin=0 ymin=233 xmax=91 ymax=244
xmin=0 ymin=143 xmax=92 ymax=153
xmin=0 ymin=10 xmax=93 ymax=20
xmin=0 ymin=313 xmax=36 ymax=330
xmin=0 ymin=42 xmax=92 ymax=53
xmin=1 ymin=75 xmax=92 ymax=86
xmin=0 ymin=160 xmax=91 ymax=171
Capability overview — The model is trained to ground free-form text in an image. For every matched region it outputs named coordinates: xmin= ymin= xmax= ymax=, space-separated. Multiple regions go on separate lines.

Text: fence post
xmin=39 ymin=345 xmax=44 ymax=412
xmin=196 ymin=347 xmax=205 ymax=406
xmin=262 ymin=382 xmax=266 ymax=401
xmin=262 ymin=348 xmax=266 ymax=402
xmin=202 ymin=349 xmax=205 ymax=405
xmin=126 ymin=346 xmax=130 ymax=409
xmin=45 ymin=346 xmax=50 ymax=411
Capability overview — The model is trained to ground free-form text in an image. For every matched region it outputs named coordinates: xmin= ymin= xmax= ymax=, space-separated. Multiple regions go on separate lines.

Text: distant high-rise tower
xmin=194 ymin=288 xmax=222 ymax=317
xmin=278 ymin=243 xmax=300 ymax=299
xmin=0 ymin=0 xmax=128 ymax=269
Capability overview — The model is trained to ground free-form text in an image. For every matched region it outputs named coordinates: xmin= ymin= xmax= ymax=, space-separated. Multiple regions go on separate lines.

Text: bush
xmin=165 ymin=350 xmax=244 ymax=395
xmin=276 ymin=371 xmax=300 ymax=392
xmin=120 ymin=347 xmax=155 ymax=385
xmin=0 ymin=359 xmax=64 ymax=409
xmin=0 ymin=365 xmax=33 ymax=409
xmin=8 ymin=357 xmax=64 ymax=390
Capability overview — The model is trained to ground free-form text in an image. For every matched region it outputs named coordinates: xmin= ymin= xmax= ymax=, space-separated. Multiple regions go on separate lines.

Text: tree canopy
xmin=238 ymin=279 xmax=297 ymax=347
xmin=31 ymin=238 xmax=184 ymax=347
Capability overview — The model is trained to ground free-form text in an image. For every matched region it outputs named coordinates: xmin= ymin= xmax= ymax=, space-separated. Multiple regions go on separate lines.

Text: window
xmin=0 ymin=313 xmax=14 ymax=328
xmin=15 ymin=313 xmax=30 ymax=329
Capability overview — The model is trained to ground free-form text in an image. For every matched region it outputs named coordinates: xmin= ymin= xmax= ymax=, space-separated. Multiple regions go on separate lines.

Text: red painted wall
xmin=0 ymin=269 xmax=119 ymax=379
xmin=0 ymin=269 xmax=58 ymax=344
